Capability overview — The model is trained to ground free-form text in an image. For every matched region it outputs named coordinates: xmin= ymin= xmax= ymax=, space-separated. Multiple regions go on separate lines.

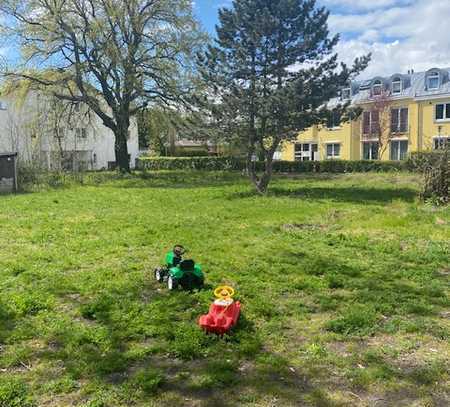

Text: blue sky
xmin=193 ymin=0 xmax=450 ymax=79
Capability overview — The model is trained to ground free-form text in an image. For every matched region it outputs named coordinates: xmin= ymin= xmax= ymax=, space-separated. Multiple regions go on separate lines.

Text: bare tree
xmin=363 ymin=89 xmax=408 ymax=160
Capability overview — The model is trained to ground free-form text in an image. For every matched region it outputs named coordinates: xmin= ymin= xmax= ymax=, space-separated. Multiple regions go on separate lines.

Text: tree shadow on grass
xmin=30 ymin=281 xmax=320 ymax=406
xmin=229 ymin=185 xmax=417 ymax=204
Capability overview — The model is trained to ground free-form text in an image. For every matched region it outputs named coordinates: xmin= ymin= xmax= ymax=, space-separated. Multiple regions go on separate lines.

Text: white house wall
xmin=0 ymin=94 xmax=139 ymax=170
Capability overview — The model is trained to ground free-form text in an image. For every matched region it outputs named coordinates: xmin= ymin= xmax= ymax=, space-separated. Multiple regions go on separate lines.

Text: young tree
xmin=363 ymin=89 xmax=398 ymax=159
xmin=0 ymin=0 xmax=204 ymax=171
xmin=198 ymin=0 xmax=369 ymax=193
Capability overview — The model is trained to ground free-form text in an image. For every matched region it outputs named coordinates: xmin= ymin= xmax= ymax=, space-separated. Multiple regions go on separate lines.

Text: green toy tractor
xmin=154 ymin=246 xmax=204 ymax=290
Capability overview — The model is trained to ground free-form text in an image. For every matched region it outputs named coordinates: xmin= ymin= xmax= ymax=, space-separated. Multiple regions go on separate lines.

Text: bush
xmin=137 ymin=156 xmax=409 ymax=173
xmin=16 ymin=163 xmax=41 ymax=188
xmin=409 ymin=151 xmax=449 ymax=204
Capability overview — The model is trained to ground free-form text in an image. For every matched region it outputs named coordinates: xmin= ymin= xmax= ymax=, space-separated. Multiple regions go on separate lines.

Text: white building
xmin=0 ymin=93 xmax=139 ymax=170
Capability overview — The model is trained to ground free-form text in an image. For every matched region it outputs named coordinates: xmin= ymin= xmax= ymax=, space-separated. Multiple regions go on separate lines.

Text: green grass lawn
xmin=0 ymin=171 xmax=449 ymax=406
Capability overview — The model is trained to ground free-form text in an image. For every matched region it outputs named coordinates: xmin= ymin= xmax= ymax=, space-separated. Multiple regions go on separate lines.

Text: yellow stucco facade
xmin=281 ymin=70 xmax=450 ymax=162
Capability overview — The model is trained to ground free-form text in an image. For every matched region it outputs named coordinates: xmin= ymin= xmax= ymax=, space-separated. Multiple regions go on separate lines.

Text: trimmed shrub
xmin=136 ymin=156 xmax=410 ymax=173
xmin=137 ymin=156 xmax=246 ymax=171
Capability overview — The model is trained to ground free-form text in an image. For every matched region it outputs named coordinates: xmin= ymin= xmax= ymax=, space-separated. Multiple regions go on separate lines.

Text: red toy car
xmin=199 ymin=286 xmax=241 ymax=335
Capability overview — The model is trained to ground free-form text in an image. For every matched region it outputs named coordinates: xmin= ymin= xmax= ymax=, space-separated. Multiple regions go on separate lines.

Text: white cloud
xmin=326 ymin=0 xmax=450 ymax=78
xmin=322 ymin=0 xmax=414 ymax=12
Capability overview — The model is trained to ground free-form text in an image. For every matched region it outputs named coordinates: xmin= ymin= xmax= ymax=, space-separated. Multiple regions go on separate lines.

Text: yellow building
xmin=281 ymin=68 xmax=450 ymax=162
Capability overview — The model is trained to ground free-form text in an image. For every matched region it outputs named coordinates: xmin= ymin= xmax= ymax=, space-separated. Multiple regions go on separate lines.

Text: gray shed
xmin=0 ymin=152 xmax=18 ymax=193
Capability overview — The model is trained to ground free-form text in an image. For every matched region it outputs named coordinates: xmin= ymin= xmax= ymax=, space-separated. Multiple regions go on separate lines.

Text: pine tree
xmin=199 ymin=0 xmax=370 ymax=193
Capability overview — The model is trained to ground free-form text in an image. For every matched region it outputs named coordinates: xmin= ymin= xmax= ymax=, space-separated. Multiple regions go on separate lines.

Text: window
xmin=433 ymin=137 xmax=450 ymax=149
xmin=295 ymin=143 xmax=318 ymax=161
xmin=427 ymin=72 xmax=440 ymax=90
xmin=435 ymin=103 xmax=450 ymax=121
xmin=363 ymin=111 xmax=370 ymax=135
xmin=341 ymin=88 xmax=351 ymax=100
xmin=0 ymin=101 xmax=7 ymax=110
xmin=372 ymin=80 xmax=382 ymax=96
xmin=392 ymin=78 xmax=402 ymax=94
xmin=326 ymin=143 xmax=340 ymax=159
xmin=363 ymin=110 xmax=380 ymax=136
xmin=390 ymin=140 xmax=408 ymax=160
xmin=363 ymin=141 xmax=379 ymax=160
xmin=326 ymin=110 xmax=342 ymax=129
xmin=391 ymin=108 xmax=408 ymax=133
xmin=76 ymin=128 xmax=88 ymax=138
xmin=55 ymin=127 xmax=66 ymax=138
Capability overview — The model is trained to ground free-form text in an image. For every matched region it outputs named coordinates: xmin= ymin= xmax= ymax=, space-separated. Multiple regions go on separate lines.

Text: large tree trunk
xmin=114 ymin=124 xmax=130 ymax=172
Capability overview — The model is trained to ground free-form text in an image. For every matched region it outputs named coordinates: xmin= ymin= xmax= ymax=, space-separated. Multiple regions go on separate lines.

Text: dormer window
xmin=392 ymin=77 xmax=402 ymax=94
xmin=372 ymin=80 xmax=382 ymax=96
xmin=427 ymin=71 xmax=440 ymax=90
xmin=341 ymin=88 xmax=351 ymax=100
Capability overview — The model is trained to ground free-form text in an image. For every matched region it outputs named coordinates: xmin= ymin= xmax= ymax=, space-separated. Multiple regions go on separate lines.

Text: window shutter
xmin=399 ymin=108 xmax=408 ymax=132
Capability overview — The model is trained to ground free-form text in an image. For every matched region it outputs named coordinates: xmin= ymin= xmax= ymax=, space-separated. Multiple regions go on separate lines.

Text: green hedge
xmin=137 ymin=156 xmax=411 ymax=173
xmin=137 ymin=156 xmax=244 ymax=171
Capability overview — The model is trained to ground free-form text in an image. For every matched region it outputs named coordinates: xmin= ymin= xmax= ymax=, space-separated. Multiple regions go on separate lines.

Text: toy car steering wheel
xmin=214 ymin=286 xmax=235 ymax=300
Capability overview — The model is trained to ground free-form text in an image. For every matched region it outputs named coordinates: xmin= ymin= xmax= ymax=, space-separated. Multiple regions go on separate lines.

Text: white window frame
xmin=294 ymin=143 xmax=319 ymax=161
xmin=392 ymin=78 xmax=402 ymax=95
xmin=372 ymin=80 xmax=382 ymax=96
xmin=427 ymin=72 xmax=440 ymax=90
xmin=391 ymin=107 xmax=409 ymax=133
xmin=435 ymin=103 xmax=450 ymax=122
xmin=326 ymin=143 xmax=341 ymax=159
xmin=362 ymin=111 xmax=380 ymax=136
xmin=390 ymin=140 xmax=408 ymax=161
xmin=341 ymin=88 xmax=351 ymax=100
xmin=362 ymin=141 xmax=379 ymax=160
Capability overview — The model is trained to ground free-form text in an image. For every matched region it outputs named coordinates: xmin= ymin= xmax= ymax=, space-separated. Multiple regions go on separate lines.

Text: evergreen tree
xmin=199 ymin=0 xmax=370 ymax=193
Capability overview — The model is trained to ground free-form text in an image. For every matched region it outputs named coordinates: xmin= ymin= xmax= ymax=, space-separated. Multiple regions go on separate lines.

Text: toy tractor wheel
xmin=167 ymin=276 xmax=178 ymax=290
xmin=154 ymin=268 xmax=163 ymax=282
